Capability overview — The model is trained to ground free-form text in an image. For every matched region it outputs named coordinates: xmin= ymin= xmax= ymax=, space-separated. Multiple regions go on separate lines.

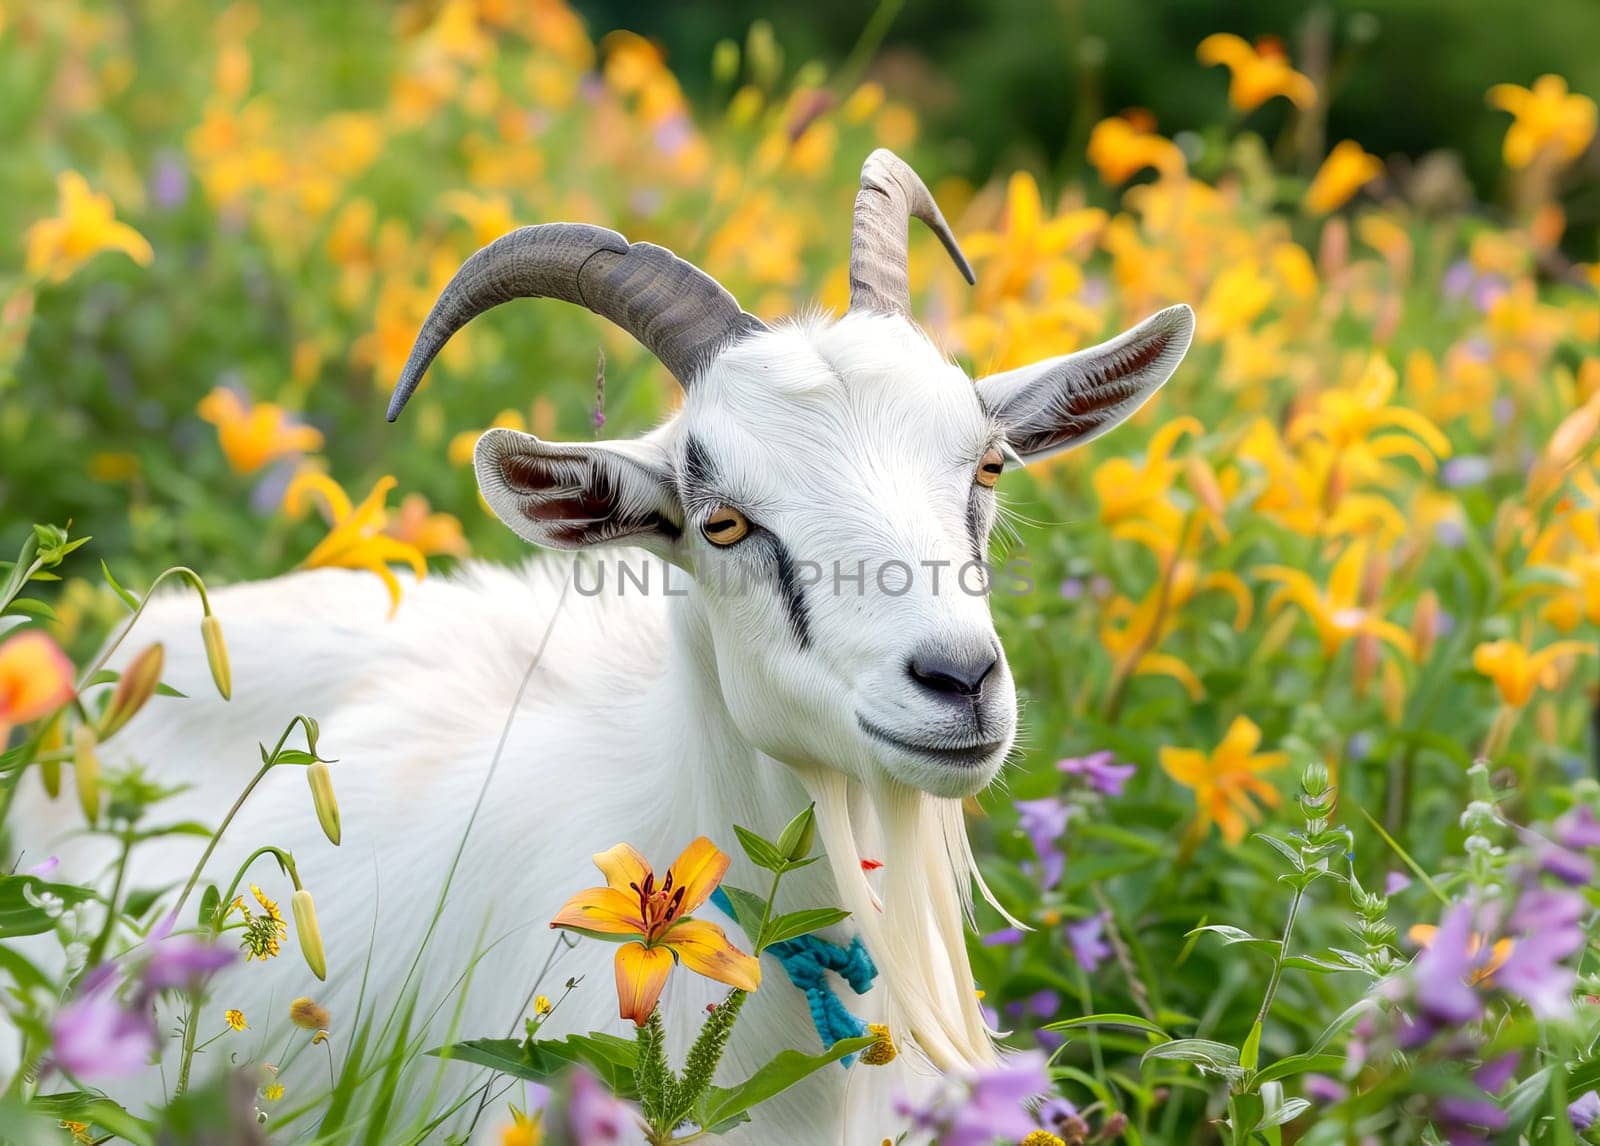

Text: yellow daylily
xmin=25 ymin=171 xmax=154 ymax=283
xmin=961 ymin=171 xmax=1106 ymax=304
xmin=1257 ymin=538 xmax=1414 ymax=658
xmin=1085 ymin=113 xmax=1186 ymax=186
xmin=197 ymin=387 xmax=324 ymax=474
xmin=1472 ymin=638 xmax=1591 ymax=707
xmin=1100 ymin=560 xmax=1253 ymax=699
xmin=0 ymin=631 xmax=76 ymax=743
xmin=1487 ymin=75 xmax=1597 ymax=168
xmin=1092 ymin=417 xmax=1205 ymax=539
xmin=1288 ymin=354 xmax=1450 ymax=482
xmin=1160 ymin=716 xmax=1288 ymax=845
xmin=283 ymin=471 xmax=427 ymax=616
xmin=1304 ymin=141 xmax=1383 ymax=215
xmin=1525 ymin=471 xmax=1600 ymax=629
xmin=1196 ymin=33 xmax=1316 ymax=113
xmin=550 ymin=837 xmax=760 ymax=1026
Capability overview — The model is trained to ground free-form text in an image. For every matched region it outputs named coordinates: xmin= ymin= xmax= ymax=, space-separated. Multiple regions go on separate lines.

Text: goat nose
xmin=908 ymin=648 xmax=997 ymax=698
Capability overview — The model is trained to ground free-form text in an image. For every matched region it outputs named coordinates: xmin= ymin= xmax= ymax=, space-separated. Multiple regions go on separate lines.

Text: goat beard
xmin=795 ymin=766 xmax=1020 ymax=1072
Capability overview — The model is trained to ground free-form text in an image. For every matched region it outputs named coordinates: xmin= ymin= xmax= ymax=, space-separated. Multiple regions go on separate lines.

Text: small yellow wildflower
xmin=224 ymin=1009 xmax=248 ymax=1032
xmin=1304 ymin=141 xmax=1384 ymax=214
xmin=501 ymin=1105 xmax=543 ymax=1146
xmin=1022 ymin=1133 xmax=1067 ymax=1146
xmin=1196 ymin=33 xmax=1316 ymax=112
xmin=59 ymin=1121 xmax=93 ymax=1144
xmin=1472 ymin=638 xmax=1592 ymax=707
xmin=533 ymin=994 xmax=553 ymax=1017
xmin=262 ymin=1083 xmax=284 ymax=1102
xmin=283 ymin=471 xmax=427 ymax=617
xmin=25 ymin=171 xmax=154 ymax=283
xmin=1160 ymin=716 xmax=1289 ymax=845
xmin=197 ymin=387 xmax=324 ymax=474
xmin=290 ymin=996 xmax=331 ymax=1031
xmin=860 ymin=1022 xmax=896 ymax=1066
xmin=1487 ymin=75 xmax=1597 ymax=168
xmin=231 ymin=884 xmax=287 ymax=961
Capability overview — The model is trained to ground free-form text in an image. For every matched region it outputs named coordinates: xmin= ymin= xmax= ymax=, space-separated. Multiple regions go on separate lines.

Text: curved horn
xmin=386 ymin=223 xmax=767 ymax=421
xmin=848 ymin=149 xmax=975 ymax=317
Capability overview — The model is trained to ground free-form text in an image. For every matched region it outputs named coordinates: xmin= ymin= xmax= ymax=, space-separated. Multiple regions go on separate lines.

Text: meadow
xmin=2 ymin=1 xmax=1599 ymax=1142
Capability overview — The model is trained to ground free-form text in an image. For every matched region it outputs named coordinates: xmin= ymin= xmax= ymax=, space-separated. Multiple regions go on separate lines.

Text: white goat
xmin=20 ymin=150 xmax=1193 ymax=1142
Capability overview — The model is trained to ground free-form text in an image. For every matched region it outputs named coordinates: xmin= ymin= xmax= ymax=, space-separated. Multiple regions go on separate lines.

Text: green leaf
xmin=121 ymin=884 xmax=177 ymax=921
xmin=718 ymin=885 xmax=769 ymax=945
xmin=1240 ymin=1021 xmax=1262 ymax=1072
xmin=698 ymin=1035 xmax=875 ymax=1133
xmin=29 ymin=1093 xmax=152 ymax=1145
xmin=760 ymin=907 xmax=850 ymax=948
xmin=1252 ymin=833 xmax=1304 ymax=870
xmin=0 ymin=876 xmax=96 ymax=938
xmin=1280 ymin=953 xmax=1358 ymax=974
xmin=732 ymin=824 xmax=787 ymax=873
xmin=1 ymin=598 xmax=56 ymax=621
xmin=1249 ymin=1052 xmax=1345 ymax=1086
xmin=1042 ymin=1012 xmax=1170 ymax=1039
xmin=198 ymin=883 xmax=221 ymax=927
xmin=1355 ymin=805 xmax=1448 ymax=904
xmin=431 ymin=1032 xmax=642 ymax=1098
xmin=1141 ymin=1038 xmax=1242 ymax=1078
xmin=101 ymin=559 xmax=141 ymax=611
xmin=1256 ymin=1097 xmax=1310 ymax=1129
xmin=1187 ymin=924 xmax=1277 ymax=951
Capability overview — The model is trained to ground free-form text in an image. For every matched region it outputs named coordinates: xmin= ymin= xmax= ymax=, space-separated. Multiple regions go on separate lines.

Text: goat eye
xmin=702 ymin=506 xmax=750 ymax=546
xmin=975 ymin=446 xmax=1005 ymax=488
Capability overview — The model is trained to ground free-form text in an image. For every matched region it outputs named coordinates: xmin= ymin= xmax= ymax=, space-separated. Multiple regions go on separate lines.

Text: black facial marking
xmin=764 ymin=533 xmax=812 ymax=649
xmin=680 ymin=435 xmax=718 ymax=500
xmin=965 ymin=489 xmax=985 ymax=567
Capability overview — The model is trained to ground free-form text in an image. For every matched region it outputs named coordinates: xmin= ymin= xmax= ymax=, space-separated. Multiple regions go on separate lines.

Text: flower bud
xmin=306 ymin=761 xmax=341 ymax=846
xmin=38 ymin=715 xmax=64 ymax=799
xmin=73 ymin=725 xmax=100 ymax=826
xmin=100 ymin=643 xmax=163 ymax=739
xmin=202 ymin=614 xmax=232 ymax=701
xmin=292 ymin=889 xmax=326 ymax=981
xmin=1184 ymin=455 xmax=1228 ymax=521
xmin=776 ymin=803 xmax=816 ymax=862
xmin=1410 ymin=590 xmax=1441 ymax=662
xmin=710 ymin=38 xmax=739 ymax=86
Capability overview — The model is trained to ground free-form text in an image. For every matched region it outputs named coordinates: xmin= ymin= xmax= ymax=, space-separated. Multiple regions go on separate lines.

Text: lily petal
xmin=666 ymin=837 xmax=730 ymax=916
xmin=614 ymin=942 xmax=674 ymax=1026
xmin=664 ymin=918 xmax=761 ymax=992
xmin=550 ymin=886 xmax=646 ymax=937
xmin=593 ymin=842 xmax=653 ymax=895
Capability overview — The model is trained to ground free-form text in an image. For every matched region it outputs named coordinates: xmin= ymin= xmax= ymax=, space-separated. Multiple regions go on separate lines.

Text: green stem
xmin=753 ymin=869 xmax=784 ymax=954
xmin=1253 ymin=884 xmax=1306 ymax=1032
xmin=84 ymin=833 xmax=133 ymax=969
xmin=171 ymin=761 xmax=274 ymax=921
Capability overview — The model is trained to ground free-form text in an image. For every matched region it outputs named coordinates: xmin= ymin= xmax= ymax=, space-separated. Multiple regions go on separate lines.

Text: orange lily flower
xmin=1304 ymin=141 xmax=1384 ymax=215
xmin=1196 ymin=33 xmax=1316 ymax=113
xmin=1086 ymin=113 xmax=1186 ymax=186
xmin=25 ymin=171 xmax=154 ymax=283
xmin=0 ymin=631 xmax=76 ymax=742
xmin=1160 ymin=716 xmax=1288 ymax=845
xmin=283 ymin=471 xmax=427 ymax=617
xmin=198 ymin=387 xmax=324 ymax=474
xmin=384 ymin=493 xmax=469 ymax=558
xmin=1257 ymin=538 xmax=1414 ymax=659
xmin=1472 ymin=638 xmax=1592 ymax=707
xmin=1487 ymin=75 xmax=1597 ymax=169
xmin=961 ymin=171 xmax=1105 ymax=305
xmin=551 ymin=838 xmax=760 ymax=1026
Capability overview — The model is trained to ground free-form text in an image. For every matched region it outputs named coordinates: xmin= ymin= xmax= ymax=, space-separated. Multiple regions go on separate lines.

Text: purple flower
xmin=1409 ymin=903 xmax=1485 ymax=1033
xmin=51 ymin=986 xmax=156 ymax=1082
xmin=1037 ymin=1095 xmax=1086 ymax=1137
xmin=1066 ymin=913 xmax=1112 ymax=974
xmin=1015 ymin=797 xmax=1070 ymax=891
xmin=1058 ymin=750 xmax=1136 ymax=797
xmin=141 ymin=930 xmax=235 ymax=991
xmin=1556 ymin=806 xmax=1600 ymax=849
xmin=1441 ymin=456 xmax=1492 ymax=489
xmin=940 ymin=1053 xmax=1051 ymax=1146
xmin=1442 ymin=260 xmax=1474 ymax=299
xmin=1569 ymin=1090 xmax=1600 ymax=1130
xmin=1003 ymin=989 xmax=1060 ymax=1022
xmin=1537 ymin=841 xmax=1594 ymax=887
xmin=981 ymin=927 xmax=1025 ymax=948
xmin=150 ymin=150 xmax=190 ymax=210
xmin=1474 ymin=1053 xmax=1519 ymax=1093
xmin=1384 ymin=870 xmax=1412 ymax=896
xmin=562 ymin=1069 xmax=640 ymax=1144
xmin=1304 ymin=1073 xmax=1345 ymax=1103
xmin=1058 ymin=577 xmax=1084 ymax=600
xmin=24 ymin=856 xmax=59 ymax=878
xmin=1498 ymin=888 xmax=1583 ymax=1018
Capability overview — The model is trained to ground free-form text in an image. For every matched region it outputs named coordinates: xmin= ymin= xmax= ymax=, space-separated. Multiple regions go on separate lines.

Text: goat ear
xmin=474 ymin=428 xmax=684 ymax=553
xmin=975 ymin=304 xmax=1194 ymax=463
